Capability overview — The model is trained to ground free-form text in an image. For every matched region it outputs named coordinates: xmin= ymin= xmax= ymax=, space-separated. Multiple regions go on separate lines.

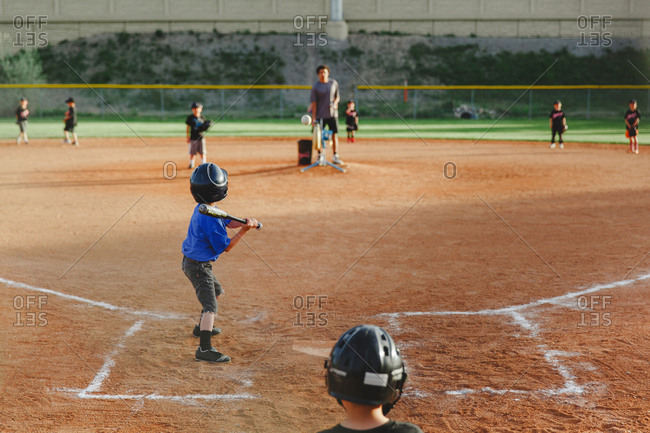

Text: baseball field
xmin=1 ymin=128 xmax=649 ymax=432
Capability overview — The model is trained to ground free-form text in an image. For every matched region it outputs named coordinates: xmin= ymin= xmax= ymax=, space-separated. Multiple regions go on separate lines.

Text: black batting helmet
xmin=190 ymin=162 xmax=228 ymax=204
xmin=325 ymin=325 xmax=407 ymax=415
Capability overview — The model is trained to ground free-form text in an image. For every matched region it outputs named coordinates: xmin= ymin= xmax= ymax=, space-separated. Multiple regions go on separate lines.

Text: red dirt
xmin=0 ymin=137 xmax=648 ymax=432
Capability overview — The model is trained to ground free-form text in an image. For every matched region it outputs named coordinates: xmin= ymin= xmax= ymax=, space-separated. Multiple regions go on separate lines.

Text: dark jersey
xmin=624 ymin=109 xmax=641 ymax=129
xmin=16 ymin=106 xmax=29 ymax=122
xmin=318 ymin=420 xmax=423 ymax=433
xmin=346 ymin=109 xmax=358 ymax=129
xmin=65 ymin=106 xmax=77 ymax=125
xmin=185 ymin=114 xmax=207 ymax=140
xmin=549 ymin=109 xmax=565 ymax=130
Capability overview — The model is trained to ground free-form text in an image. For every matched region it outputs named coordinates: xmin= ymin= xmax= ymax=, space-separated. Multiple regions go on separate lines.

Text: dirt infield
xmin=1 ymin=136 xmax=649 ymax=432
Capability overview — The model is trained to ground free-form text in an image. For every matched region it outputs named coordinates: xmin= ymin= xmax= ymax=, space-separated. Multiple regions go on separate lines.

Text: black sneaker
xmin=193 ymin=325 xmax=222 ymax=337
xmin=195 ymin=347 xmax=231 ymax=363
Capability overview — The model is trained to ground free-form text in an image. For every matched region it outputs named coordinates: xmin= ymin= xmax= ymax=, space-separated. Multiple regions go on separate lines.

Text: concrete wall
xmin=1 ymin=0 xmax=648 ymax=53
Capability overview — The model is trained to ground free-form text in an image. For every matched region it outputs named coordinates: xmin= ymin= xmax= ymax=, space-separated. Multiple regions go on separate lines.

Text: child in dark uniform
xmin=625 ymin=99 xmax=641 ymax=154
xmin=345 ymin=100 xmax=359 ymax=143
xmin=549 ymin=100 xmax=567 ymax=149
xmin=15 ymin=97 xmax=29 ymax=145
xmin=185 ymin=102 xmax=211 ymax=169
xmin=63 ymin=97 xmax=79 ymax=146
xmin=182 ymin=162 xmax=259 ymax=363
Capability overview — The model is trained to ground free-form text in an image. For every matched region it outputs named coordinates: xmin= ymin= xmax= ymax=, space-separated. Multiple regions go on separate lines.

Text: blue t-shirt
xmin=182 ymin=205 xmax=231 ymax=262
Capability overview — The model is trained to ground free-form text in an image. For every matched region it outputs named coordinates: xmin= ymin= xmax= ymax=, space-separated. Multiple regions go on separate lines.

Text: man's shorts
xmin=182 ymin=256 xmax=224 ymax=314
xmin=17 ymin=121 xmax=27 ymax=132
xmin=317 ymin=117 xmax=338 ymax=134
xmin=64 ymin=122 xmax=75 ymax=132
xmin=189 ymin=138 xmax=206 ymax=155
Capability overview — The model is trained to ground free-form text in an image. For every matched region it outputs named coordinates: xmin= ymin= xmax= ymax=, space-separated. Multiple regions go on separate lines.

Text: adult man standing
xmin=310 ymin=65 xmax=343 ymax=165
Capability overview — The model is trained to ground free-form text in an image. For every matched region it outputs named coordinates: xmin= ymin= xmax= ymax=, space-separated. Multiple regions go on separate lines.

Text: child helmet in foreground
xmin=190 ymin=162 xmax=228 ymax=204
xmin=325 ymin=324 xmax=407 ymax=415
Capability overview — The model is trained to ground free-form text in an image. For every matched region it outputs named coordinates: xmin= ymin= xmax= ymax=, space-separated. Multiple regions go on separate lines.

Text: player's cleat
xmin=73 ymin=141 xmax=79 ymax=146
xmin=195 ymin=347 xmax=231 ymax=363
xmin=332 ymin=154 xmax=344 ymax=165
xmin=63 ymin=139 xmax=71 ymax=144
xmin=316 ymin=152 xmax=325 ymax=164
xmin=559 ymin=143 xmax=564 ymax=149
xmin=635 ymin=149 xmax=639 ymax=154
xmin=628 ymin=149 xmax=633 ymax=153
xmin=188 ymin=163 xmax=195 ymax=169
xmin=550 ymin=143 xmax=556 ymax=149
xmin=193 ymin=324 xmax=222 ymax=337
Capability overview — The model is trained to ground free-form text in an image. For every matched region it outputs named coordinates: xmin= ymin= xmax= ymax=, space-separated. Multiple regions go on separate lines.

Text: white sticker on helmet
xmin=363 ymin=372 xmax=388 ymax=387
xmin=330 ymin=367 xmax=347 ymax=377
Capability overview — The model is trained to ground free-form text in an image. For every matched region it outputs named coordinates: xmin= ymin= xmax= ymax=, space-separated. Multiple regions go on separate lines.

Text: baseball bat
xmin=198 ymin=204 xmax=262 ymax=230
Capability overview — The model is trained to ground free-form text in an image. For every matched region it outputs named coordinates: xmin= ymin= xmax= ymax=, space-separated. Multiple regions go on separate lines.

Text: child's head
xmin=191 ymin=102 xmax=203 ymax=115
xmin=20 ymin=97 xmax=28 ymax=107
xmin=325 ymin=325 xmax=407 ymax=416
xmin=190 ymin=162 xmax=228 ymax=204
xmin=347 ymin=100 xmax=355 ymax=110
xmin=553 ymin=100 xmax=561 ymax=110
xmin=629 ymin=99 xmax=637 ymax=110
xmin=65 ymin=97 xmax=75 ymax=106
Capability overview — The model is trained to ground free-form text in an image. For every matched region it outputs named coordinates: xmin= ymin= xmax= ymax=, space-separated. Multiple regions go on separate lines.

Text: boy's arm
xmin=549 ymin=118 xmax=552 ymax=129
xmin=224 ymin=218 xmax=258 ymax=252
xmin=310 ymin=102 xmax=317 ymax=124
xmin=186 ymin=125 xmax=191 ymax=142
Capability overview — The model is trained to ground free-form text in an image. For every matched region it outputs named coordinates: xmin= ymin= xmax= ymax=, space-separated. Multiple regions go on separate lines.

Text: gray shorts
xmin=182 ymin=256 xmax=224 ymax=314
xmin=17 ymin=121 xmax=28 ymax=132
xmin=188 ymin=138 xmax=206 ymax=156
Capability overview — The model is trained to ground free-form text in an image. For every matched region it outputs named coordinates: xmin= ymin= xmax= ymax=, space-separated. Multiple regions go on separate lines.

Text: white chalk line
xmin=82 ymin=320 xmax=144 ymax=395
xmin=0 ymin=277 xmax=186 ymax=320
xmin=54 ymin=389 xmax=257 ymax=402
xmin=63 ymin=319 xmax=257 ymax=403
xmin=381 ymin=272 xmax=650 ymax=397
xmin=2 ymin=277 xmax=258 ymax=404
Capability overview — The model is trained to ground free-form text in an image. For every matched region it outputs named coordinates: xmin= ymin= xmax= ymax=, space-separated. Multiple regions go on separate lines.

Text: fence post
xmin=160 ymin=88 xmax=165 ymax=119
xmin=586 ymin=88 xmax=591 ymax=120
xmin=221 ymin=89 xmax=225 ymax=117
xmin=471 ymin=88 xmax=475 ymax=110
xmin=279 ymin=89 xmax=283 ymax=118
xmin=100 ymin=89 xmax=105 ymax=119
xmin=528 ymin=89 xmax=533 ymax=120
xmin=413 ymin=89 xmax=418 ymax=119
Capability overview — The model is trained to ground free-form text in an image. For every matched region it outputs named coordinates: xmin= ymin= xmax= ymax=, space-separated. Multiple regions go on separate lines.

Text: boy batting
xmin=182 ymin=162 xmax=259 ymax=363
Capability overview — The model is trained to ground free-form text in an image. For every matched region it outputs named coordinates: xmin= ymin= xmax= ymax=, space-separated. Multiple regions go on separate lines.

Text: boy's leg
xmin=558 ymin=132 xmax=564 ymax=149
xmin=23 ymin=131 xmax=28 ymax=144
xmin=182 ymin=257 xmax=230 ymax=363
xmin=200 ymin=139 xmax=207 ymax=164
xmin=550 ymin=130 xmax=556 ymax=148
xmin=72 ymin=133 xmax=79 ymax=145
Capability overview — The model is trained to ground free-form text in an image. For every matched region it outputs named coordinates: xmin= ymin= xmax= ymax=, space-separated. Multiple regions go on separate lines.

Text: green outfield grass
xmin=1 ymin=117 xmax=631 ymax=144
